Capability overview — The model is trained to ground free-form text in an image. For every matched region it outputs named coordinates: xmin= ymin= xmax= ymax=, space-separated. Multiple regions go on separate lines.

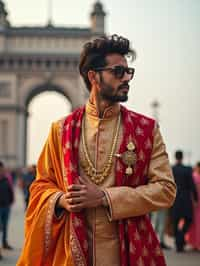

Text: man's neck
xmin=89 ymin=90 xmax=116 ymax=118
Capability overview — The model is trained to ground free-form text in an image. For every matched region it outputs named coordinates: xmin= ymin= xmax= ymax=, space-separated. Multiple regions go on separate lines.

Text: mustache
xmin=118 ymin=83 xmax=129 ymax=91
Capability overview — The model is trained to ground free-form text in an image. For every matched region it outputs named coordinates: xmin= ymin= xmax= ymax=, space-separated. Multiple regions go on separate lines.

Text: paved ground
xmin=0 ymin=186 xmax=200 ymax=266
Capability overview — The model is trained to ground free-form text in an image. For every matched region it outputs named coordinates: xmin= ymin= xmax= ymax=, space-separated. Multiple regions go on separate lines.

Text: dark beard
xmin=100 ymin=89 xmax=128 ymax=102
xmin=99 ymin=75 xmax=129 ymax=103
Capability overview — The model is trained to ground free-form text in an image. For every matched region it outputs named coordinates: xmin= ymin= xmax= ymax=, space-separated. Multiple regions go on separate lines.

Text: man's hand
xmin=57 ymin=176 xmax=104 ymax=212
xmin=57 ymin=184 xmax=86 ymax=212
xmin=78 ymin=176 xmax=104 ymax=208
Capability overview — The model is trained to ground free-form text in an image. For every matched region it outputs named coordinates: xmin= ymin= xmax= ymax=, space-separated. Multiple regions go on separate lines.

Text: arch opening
xmin=26 ymin=89 xmax=71 ymax=165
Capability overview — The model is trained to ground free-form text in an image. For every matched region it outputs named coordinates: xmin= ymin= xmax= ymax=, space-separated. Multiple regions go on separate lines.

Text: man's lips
xmin=119 ymin=86 xmax=129 ymax=92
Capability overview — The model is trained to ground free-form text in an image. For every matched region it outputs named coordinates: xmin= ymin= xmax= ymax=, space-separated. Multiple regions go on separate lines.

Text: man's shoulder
xmin=53 ymin=106 xmax=85 ymax=126
xmin=122 ymin=106 xmax=155 ymax=125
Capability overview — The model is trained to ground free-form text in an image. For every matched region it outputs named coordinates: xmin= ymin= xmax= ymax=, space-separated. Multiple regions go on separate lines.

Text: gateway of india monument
xmin=0 ymin=1 xmax=106 ymax=167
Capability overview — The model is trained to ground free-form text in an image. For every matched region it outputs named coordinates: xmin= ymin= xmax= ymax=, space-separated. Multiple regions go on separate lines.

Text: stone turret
xmin=90 ymin=1 xmax=106 ymax=35
xmin=0 ymin=0 xmax=9 ymax=28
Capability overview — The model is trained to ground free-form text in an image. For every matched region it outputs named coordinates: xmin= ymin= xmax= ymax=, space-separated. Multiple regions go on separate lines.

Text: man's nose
xmin=121 ymin=72 xmax=131 ymax=82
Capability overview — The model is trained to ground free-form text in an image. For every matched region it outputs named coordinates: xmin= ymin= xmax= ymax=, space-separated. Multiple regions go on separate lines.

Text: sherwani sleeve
xmin=104 ymin=125 xmax=176 ymax=221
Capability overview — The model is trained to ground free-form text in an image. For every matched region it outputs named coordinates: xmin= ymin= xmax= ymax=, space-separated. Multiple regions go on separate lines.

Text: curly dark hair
xmin=79 ymin=34 xmax=136 ymax=91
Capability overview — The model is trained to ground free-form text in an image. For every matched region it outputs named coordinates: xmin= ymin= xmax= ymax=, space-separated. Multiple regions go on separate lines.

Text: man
xmin=0 ymin=161 xmax=14 ymax=257
xmin=21 ymin=165 xmax=36 ymax=208
xmin=17 ymin=35 xmax=176 ymax=266
xmin=171 ymin=150 xmax=198 ymax=252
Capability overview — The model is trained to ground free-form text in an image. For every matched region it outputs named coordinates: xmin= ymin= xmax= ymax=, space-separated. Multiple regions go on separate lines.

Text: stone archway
xmin=24 ymin=83 xmax=72 ymax=165
xmin=0 ymin=0 xmax=106 ymax=167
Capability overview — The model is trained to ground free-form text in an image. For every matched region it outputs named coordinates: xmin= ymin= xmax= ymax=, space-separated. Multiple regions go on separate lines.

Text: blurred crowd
xmin=0 ymin=149 xmax=200 ymax=260
xmin=0 ymin=162 xmax=36 ymax=260
xmin=151 ymin=150 xmax=200 ymax=253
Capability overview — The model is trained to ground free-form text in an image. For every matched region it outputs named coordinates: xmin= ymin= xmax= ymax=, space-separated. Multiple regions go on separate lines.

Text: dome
xmin=91 ymin=1 xmax=105 ymax=16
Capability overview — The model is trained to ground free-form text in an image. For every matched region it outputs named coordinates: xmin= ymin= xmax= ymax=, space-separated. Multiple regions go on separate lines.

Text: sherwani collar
xmin=85 ymin=100 xmax=120 ymax=120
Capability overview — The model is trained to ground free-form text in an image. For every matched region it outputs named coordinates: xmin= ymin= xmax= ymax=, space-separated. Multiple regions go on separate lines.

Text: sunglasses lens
xmin=114 ymin=66 xmax=125 ymax=78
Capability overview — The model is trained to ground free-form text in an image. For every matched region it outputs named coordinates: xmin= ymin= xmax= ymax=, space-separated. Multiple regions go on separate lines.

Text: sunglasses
xmin=94 ymin=65 xmax=135 ymax=80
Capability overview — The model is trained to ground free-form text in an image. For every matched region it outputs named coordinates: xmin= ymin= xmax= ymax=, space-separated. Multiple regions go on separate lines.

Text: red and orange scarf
xmin=62 ymin=105 xmax=166 ymax=266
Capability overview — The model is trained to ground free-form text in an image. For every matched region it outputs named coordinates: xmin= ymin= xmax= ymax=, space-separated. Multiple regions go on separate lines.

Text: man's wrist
xmin=101 ymin=192 xmax=109 ymax=207
xmin=55 ymin=193 xmax=64 ymax=209
xmin=54 ymin=193 xmax=65 ymax=219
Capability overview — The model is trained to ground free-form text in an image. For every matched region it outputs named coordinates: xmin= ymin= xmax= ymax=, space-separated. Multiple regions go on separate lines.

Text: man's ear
xmin=88 ymin=70 xmax=99 ymax=87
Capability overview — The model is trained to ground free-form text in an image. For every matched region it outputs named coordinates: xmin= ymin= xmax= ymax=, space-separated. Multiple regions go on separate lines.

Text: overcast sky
xmin=5 ymin=0 xmax=200 ymax=165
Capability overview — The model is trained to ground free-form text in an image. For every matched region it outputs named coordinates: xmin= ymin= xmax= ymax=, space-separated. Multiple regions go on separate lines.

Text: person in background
xmin=21 ymin=165 xmax=36 ymax=208
xmin=151 ymin=209 xmax=171 ymax=249
xmin=0 ymin=161 xmax=14 ymax=254
xmin=171 ymin=150 xmax=198 ymax=252
xmin=186 ymin=161 xmax=200 ymax=250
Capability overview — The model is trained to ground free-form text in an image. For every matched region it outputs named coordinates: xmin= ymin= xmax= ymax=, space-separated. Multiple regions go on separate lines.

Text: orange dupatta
xmin=17 ymin=120 xmax=74 ymax=266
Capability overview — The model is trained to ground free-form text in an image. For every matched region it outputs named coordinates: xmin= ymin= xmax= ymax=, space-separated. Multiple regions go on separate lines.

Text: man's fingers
xmin=67 ymin=184 xmax=86 ymax=191
xmin=67 ymin=197 xmax=85 ymax=204
xmin=66 ymin=190 xmax=86 ymax=198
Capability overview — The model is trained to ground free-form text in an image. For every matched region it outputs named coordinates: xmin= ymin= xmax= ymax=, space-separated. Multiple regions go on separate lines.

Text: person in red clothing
xmin=187 ymin=162 xmax=200 ymax=250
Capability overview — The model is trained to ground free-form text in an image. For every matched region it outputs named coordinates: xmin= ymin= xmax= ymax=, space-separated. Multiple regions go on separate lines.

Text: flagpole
xmin=48 ymin=0 xmax=53 ymax=26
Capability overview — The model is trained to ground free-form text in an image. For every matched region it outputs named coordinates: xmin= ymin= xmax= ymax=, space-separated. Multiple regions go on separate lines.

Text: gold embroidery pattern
xmin=59 ymin=119 xmax=68 ymax=190
xmin=116 ymin=162 xmax=123 ymax=172
xmin=133 ymin=176 xmax=140 ymax=186
xmin=139 ymin=221 xmax=147 ymax=232
xmin=148 ymin=233 xmax=153 ymax=245
xmin=74 ymin=216 xmax=82 ymax=228
xmin=150 ymin=259 xmax=156 ymax=266
xmin=135 ymin=126 xmax=144 ymax=136
xmin=121 ymin=240 xmax=125 ymax=251
xmin=137 ymin=257 xmax=144 ymax=266
xmin=64 ymin=123 xmax=69 ymax=132
xmin=145 ymin=138 xmax=152 ymax=149
xmin=57 ymin=117 xmax=66 ymax=138
xmin=134 ymin=230 xmax=140 ymax=241
xmin=62 ymin=159 xmax=68 ymax=191
xmin=63 ymin=141 xmax=71 ymax=155
xmin=142 ymin=246 xmax=148 ymax=257
xmin=69 ymin=161 xmax=76 ymax=173
xmin=139 ymin=150 xmax=145 ymax=161
xmin=76 ymin=120 xmax=81 ymax=128
xmin=71 ymin=119 xmax=75 ymax=127
xmin=126 ymin=113 xmax=132 ymax=123
xmin=130 ymin=242 xmax=136 ymax=254
xmin=70 ymin=221 xmax=87 ymax=266
xmin=154 ymin=245 xmax=163 ymax=256
xmin=44 ymin=192 xmax=64 ymax=259
xmin=74 ymin=138 xmax=79 ymax=149
xmin=140 ymin=117 xmax=149 ymax=126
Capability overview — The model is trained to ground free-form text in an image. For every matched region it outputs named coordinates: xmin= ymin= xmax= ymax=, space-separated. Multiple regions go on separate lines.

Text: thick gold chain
xmin=81 ymin=114 xmax=121 ymax=185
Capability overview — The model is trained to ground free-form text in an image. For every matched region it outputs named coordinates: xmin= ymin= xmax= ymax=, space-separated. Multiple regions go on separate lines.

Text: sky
xmin=4 ymin=0 xmax=200 ymax=165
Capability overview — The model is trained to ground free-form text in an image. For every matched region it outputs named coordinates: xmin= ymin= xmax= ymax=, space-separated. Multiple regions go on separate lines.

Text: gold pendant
xmin=126 ymin=166 xmax=133 ymax=175
xmin=123 ymin=141 xmax=137 ymax=175
xmin=127 ymin=141 xmax=135 ymax=151
xmin=122 ymin=150 xmax=137 ymax=166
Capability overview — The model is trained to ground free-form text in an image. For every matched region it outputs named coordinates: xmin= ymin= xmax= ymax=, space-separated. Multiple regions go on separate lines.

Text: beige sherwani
xmin=78 ymin=101 xmax=176 ymax=266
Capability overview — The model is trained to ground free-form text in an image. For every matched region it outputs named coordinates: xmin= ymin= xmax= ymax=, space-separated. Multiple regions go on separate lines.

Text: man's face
xmin=96 ymin=53 xmax=133 ymax=103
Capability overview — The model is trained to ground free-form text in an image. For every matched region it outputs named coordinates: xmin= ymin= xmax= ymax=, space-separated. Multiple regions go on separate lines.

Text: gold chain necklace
xmin=81 ymin=114 xmax=121 ymax=185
